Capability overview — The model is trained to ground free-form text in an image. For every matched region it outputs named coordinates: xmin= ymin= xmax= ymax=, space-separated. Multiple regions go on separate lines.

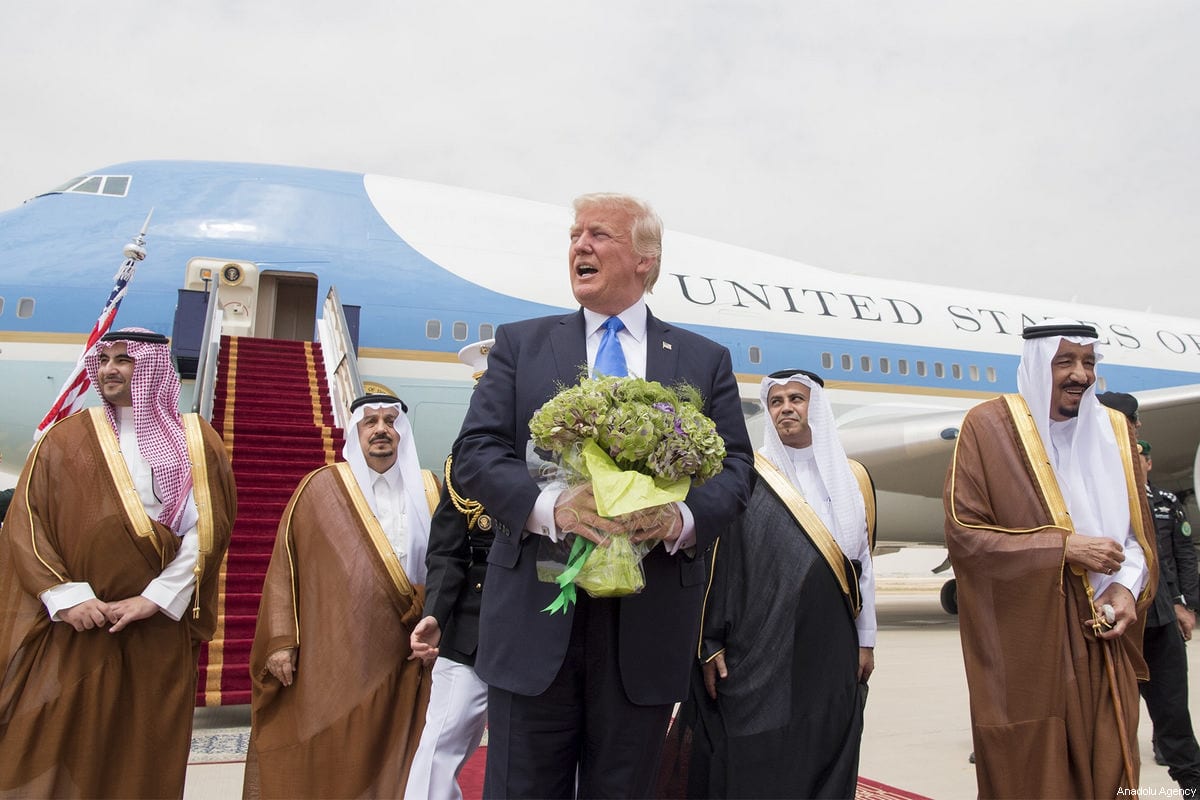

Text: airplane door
xmin=260 ymin=272 xmax=318 ymax=341
xmin=181 ymin=260 xmax=319 ymax=341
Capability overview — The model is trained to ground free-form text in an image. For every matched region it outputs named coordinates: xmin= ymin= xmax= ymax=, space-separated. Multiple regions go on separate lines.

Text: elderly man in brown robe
xmin=945 ymin=320 xmax=1156 ymax=799
xmin=0 ymin=328 xmax=236 ymax=798
xmin=243 ymin=393 xmax=437 ymax=799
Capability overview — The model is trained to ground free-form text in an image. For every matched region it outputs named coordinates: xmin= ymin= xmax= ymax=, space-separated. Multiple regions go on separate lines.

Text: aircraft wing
xmin=832 ymin=385 xmax=1200 ymax=547
xmin=836 ymin=405 xmax=969 ymax=500
xmin=829 ymin=404 xmax=970 ymax=547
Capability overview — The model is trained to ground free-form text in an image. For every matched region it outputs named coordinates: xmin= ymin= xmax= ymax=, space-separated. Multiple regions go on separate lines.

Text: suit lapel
xmin=551 ymin=310 xmax=588 ymax=382
xmin=644 ymin=310 xmax=679 ymax=382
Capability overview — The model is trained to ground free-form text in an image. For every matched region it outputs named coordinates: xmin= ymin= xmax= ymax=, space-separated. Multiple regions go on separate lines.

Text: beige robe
xmin=0 ymin=410 xmax=235 ymax=799
xmin=944 ymin=396 xmax=1156 ymax=799
xmin=243 ymin=463 xmax=433 ymax=799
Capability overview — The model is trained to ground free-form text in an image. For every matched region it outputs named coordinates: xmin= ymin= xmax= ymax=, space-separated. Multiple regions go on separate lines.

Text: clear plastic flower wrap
xmin=528 ymin=376 xmax=726 ymax=612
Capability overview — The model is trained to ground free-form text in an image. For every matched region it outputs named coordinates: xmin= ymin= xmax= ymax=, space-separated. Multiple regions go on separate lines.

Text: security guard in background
xmin=407 ymin=339 xmax=495 ymax=800
xmin=1139 ymin=439 xmax=1200 ymax=797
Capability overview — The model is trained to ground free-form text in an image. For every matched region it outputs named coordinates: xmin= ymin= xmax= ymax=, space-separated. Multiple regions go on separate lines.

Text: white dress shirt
xmin=372 ymin=464 xmax=409 ymax=569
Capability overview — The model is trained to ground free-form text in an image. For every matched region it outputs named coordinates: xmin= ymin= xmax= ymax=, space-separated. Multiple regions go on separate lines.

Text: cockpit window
xmin=43 ymin=175 xmax=132 ymax=198
xmin=71 ymin=177 xmax=104 ymax=194
xmin=102 ymin=176 xmax=130 ymax=196
xmin=51 ymin=176 xmax=87 ymax=192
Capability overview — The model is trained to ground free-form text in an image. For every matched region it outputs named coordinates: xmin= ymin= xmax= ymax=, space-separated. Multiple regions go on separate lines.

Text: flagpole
xmin=123 ymin=209 xmax=153 ymax=262
xmin=33 ymin=211 xmax=155 ymax=440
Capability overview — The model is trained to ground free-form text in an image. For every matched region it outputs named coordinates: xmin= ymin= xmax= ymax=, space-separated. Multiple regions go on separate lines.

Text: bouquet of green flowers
xmin=528 ymin=375 xmax=726 ymax=613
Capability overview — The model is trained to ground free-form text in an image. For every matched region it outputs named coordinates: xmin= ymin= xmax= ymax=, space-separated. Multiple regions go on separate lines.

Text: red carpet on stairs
xmin=196 ymin=335 xmax=345 ymax=706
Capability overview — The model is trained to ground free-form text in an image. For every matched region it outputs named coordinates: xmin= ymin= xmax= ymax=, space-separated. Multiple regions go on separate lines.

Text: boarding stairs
xmin=194 ymin=335 xmax=345 ymax=705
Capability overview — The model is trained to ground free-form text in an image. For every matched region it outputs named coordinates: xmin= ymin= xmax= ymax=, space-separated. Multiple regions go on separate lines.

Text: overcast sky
xmin=2 ymin=1 xmax=1197 ymax=317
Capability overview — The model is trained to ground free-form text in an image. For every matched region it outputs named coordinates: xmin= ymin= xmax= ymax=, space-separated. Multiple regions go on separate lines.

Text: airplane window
xmin=916 ymin=361 xmax=927 ymax=377
xmin=840 ymin=354 xmax=852 ymax=371
xmin=452 ymin=321 xmax=468 ymax=341
xmin=934 ymin=362 xmax=945 ymax=378
xmin=821 ymin=352 xmax=833 ymax=370
xmin=986 ymin=366 xmax=997 ymax=383
xmin=860 ymin=356 xmax=871 ymax=373
xmin=101 ymin=176 xmax=130 ymax=196
xmin=71 ymin=177 xmax=103 ymax=194
xmin=748 ymin=346 xmax=762 ymax=364
xmin=969 ymin=365 xmax=980 ymax=381
xmin=479 ymin=323 xmax=494 ymax=340
xmin=951 ymin=364 xmax=962 ymax=380
xmin=879 ymin=357 xmax=890 ymax=374
xmin=898 ymin=359 xmax=909 ymax=376
xmin=425 ymin=320 xmax=441 ymax=339
xmin=0 ymin=297 xmax=4 ymax=316
xmin=16 ymin=297 xmax=35 ymax=319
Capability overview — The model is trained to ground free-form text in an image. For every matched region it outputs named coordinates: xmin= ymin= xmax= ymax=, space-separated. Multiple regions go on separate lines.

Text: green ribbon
xmin=542 ymin=536 xmax=596 ymax=614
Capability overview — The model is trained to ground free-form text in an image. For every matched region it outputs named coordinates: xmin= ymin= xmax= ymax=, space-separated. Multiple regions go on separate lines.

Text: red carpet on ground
xmin=455 ymin=748 xmax=929 ymax=800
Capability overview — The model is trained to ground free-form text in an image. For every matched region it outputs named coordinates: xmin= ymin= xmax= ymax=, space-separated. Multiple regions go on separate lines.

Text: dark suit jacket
xmin=453 ymin=307 xmax=753 ymax=705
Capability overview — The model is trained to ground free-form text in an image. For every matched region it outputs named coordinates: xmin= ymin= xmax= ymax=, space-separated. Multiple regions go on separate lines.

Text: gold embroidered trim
xmin=23 ymin=430 xmax=64 ymax=583
xmin=279 ymin=468 xmax=324 ymax=647
xmin=334 ymin=463 xmax=414 ymax=598
xmin=87 ymin=408 xmax=161 ymax=562
xmin=946 ymin=398 xmax=1070 ymax=538
xmin=754 ymin=453 xmax=855 ymax=612
xmin=444 ymin=455 xmax=486 ymax=531
xmin=847 ymin=459 xmax=877 ymax=553
xmin=1104 ymin=407 xmax=1156 ymax=602
xmin=183 ymin=414 xmax=215 ymax=620
xmin=1002 ymin=395 xmax=1074 ymax=530
xmin=697 ymin=537 xmax=720 ymax=660
xmin=421 ymin=469 xmax=440 ymax=516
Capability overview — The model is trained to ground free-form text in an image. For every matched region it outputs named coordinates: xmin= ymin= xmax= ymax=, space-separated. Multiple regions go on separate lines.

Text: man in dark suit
xmin=453 ymin=193 xmax=754 ymax=798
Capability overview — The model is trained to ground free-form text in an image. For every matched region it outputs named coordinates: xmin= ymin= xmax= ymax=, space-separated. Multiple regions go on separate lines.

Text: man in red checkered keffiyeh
xmin=82 ymin=327 xmax=192 ymax=532
xmin=0 ymin=327 xmax=236 ymax=797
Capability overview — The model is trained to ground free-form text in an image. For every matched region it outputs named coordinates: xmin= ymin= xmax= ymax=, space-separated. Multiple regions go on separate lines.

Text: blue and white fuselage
xmin=2 ymin=160 xmax=1198 ymax=546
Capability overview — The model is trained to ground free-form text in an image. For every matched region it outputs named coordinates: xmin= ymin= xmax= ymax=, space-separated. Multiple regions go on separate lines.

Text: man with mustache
xmin=244 ymin=393 xmax=438 ymax=798
xmin=660 ymin=369 xmax=875 ymax=798
xmin=945 ymin=320 xmax=1156 ymax=798
xmin=0 ymin=328 xmax=235 ymax=798
xmin=453 ymin=193 xmax=753 ymax=798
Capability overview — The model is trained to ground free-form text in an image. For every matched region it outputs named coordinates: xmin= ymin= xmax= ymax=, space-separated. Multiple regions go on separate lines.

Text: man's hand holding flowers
xmin=555 ymin=485 xmax=683 ymax=547
xmin=553 ymin=483 xmax=623 ymax=547
xmin=620 ymin=503 xmax=683 ymax=546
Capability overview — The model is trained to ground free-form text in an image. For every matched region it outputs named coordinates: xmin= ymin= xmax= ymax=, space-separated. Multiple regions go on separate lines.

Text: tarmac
xmin=184 ymin=547 xmax=1200 ymax=799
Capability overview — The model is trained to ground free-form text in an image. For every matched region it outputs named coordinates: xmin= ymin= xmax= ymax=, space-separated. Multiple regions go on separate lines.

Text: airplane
xmin=2 ymin=160 xmax=1199 ymax=619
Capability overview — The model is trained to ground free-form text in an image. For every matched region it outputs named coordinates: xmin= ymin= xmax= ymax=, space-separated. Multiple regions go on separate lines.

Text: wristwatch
xmin=1176 ymin=595 xmax=1190 ymax=608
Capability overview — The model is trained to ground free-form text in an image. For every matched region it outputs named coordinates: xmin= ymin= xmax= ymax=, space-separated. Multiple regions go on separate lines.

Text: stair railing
xmin=191 ymin=279 xmax=225 ymax=418
xmin=317 ymin=284 xmax=364 ymax=431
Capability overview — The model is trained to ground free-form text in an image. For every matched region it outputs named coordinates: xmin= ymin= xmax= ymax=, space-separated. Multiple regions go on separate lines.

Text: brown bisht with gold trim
xmin=0 ymin=409 xmax=235 ymax=799
xmin=243 ymin=463 xmax=434 ymax=799
xmin=944 ymin=396 xmax=1157 ymax=799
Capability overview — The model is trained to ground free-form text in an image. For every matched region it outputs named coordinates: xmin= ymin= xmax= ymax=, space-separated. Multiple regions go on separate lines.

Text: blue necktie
xmin=594 ymin=316 xmax=628 ymax=377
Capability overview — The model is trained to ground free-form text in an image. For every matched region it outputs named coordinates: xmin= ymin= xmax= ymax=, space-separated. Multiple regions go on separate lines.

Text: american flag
xmin=34 ymin=211 xmax=153 ymax=440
